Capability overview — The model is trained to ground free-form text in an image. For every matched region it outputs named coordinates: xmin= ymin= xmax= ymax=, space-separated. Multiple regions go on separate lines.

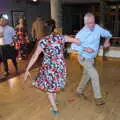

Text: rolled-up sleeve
xmin=99 ymin=26 xmax=112 ymax=38
xmin=71 ymin=43 xmax=79 ymax=51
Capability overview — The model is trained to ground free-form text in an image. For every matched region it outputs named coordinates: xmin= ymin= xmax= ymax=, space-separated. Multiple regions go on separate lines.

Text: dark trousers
xmin=0 ymin=45 xmax=18 ymax=73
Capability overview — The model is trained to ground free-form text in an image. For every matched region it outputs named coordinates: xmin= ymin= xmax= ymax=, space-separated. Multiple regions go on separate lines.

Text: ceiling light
xmin=32 ymin=0 xmax=37 ymax=2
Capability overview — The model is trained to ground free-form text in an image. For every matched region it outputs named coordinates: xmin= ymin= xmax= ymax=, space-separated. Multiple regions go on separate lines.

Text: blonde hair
xmin=84 ymin=13 xmax=95 ymax=24
xmin=52 ymin=28 xmax=62 ymax=34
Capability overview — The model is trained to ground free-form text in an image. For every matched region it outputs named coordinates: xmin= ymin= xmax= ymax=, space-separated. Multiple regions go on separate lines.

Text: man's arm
xmin=12 ymin=28 xmax=16 ymax=40
xmin=0 ymin=27 xmax=4 ymax=37
xmin=9 ymin=27 xmax=16 ymax=45
xmin=76 ymin=31 xmax=95 ymax=53
xmin=103 ymin=38 xmax=110 ymax=48
xmin=83 ymin=47 xmax=95 ymax=53
xmin=11 ymin=27 xmax=16 ymax=36
xmin=0 ymin=33 xmax=3 ymax=37
xmin=99 ymin=26 xmax=112 ymax=48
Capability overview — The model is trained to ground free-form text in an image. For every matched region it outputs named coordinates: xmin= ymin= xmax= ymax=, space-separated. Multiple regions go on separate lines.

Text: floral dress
xmin=15 ymin=26 xmax=28 ymax=59
xmin=16 ymin=26 xmax=28 ymax=44
xmin=34 ymin=34 xmax=67 ymax=93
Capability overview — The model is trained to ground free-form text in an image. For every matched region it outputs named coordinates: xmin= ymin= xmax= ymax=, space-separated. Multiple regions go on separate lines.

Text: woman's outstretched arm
xmin=24 ymin=44 xmax=43 ymax=81
xmin=26 ymin=44 xmax=43 ymax=72
xmin=65 ymin=36 xmax=80 ymax=45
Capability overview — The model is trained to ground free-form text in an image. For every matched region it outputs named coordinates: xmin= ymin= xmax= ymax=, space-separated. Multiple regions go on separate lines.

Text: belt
xmin=81 ymin=56 xmax=93 ymax=60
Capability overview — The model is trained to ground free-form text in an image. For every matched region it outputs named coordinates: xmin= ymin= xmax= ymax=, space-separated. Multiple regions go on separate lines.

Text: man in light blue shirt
xmin=4 ymin=23 xmax=16 ymax=45
xmin=0 ymin=15 xmax=18 ymax=76
xmin=71 ymin=13 xmax=112 ymax=105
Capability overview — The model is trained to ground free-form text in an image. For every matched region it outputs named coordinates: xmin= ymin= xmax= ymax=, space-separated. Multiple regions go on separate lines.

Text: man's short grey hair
xmin=84 ymin=13 xmax=95 ymax=24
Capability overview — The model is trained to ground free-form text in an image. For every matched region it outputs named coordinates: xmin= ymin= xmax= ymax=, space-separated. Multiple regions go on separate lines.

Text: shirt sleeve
xmin=71 ymin=43 xmax=79 ymax=51
xmin=11 ymin=27 xmax=16 ymax=36
xmin=99 ymin=26 xmax=112 ymax=38
xmin=75 ymin=32 xmax=81 ymax=39
xmin=71 ymin=32 xmax=83 ymax=51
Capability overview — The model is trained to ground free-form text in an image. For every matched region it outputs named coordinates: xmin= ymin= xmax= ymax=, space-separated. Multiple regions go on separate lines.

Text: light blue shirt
xmin=4 ymin=25 xmax=16 ymax=45
xmin=71 ymin=24 xmax=112 ymax=59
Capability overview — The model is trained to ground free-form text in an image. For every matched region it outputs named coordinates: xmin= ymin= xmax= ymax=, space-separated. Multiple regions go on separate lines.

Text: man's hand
xmin=103 ymin=40 xmax=110 ymax=48
xmin=83 ymin=47 xmax=94 ymax=53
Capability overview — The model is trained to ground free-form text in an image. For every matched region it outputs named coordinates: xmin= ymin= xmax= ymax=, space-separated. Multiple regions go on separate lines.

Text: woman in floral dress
xmin=24 ymin=33 xmax=80 ymax=115
xmin=15 ymin=17 xmax=29 ymax=60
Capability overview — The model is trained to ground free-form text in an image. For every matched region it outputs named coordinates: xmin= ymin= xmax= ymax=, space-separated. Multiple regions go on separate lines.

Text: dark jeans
xmin=0 ymin=45 xmax=18 ymax=73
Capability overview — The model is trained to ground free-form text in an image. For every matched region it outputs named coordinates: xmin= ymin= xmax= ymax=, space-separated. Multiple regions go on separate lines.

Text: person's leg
xmin=47 ymin=92 xmax=58 ymax=111
xmin=3 ymin=59 xmax=8 ymax=74
xmin=53 ymin=93 xmax=57 ymax=101
xmin=86 ymin=62 xmax=105 ymax=105
xmin=76 ymin=68 xmax=90 ymax=94
xmin=86 ymin=64 xmax=102 ymax=99
xmin=1 ymin=46 xmax=9 ymax=74
xmin=9 ymin=46 xmax=18 ymax=73
xmin=0 ymin=46 xmax=2 ymax=72
xmin=11 ymin=58 xmax=18 ymax=72
xmin=77 ymin=55 xmax=90 ymax=95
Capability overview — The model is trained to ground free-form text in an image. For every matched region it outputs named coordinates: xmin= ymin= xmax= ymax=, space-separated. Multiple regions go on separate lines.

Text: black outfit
xmin=46 ymin=19 xmax=56 ymax=34
xmin=0 ymin=45 xmax=18 ymax=73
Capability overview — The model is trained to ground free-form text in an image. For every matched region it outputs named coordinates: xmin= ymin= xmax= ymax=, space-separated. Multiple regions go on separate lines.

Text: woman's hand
xmin=24 ymin=70 xmax=32 ymax=82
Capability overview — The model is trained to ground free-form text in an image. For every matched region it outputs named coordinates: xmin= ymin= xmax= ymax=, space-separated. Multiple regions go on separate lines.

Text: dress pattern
xmin=16 ymin=27 xmax=28 ymax=44
xmin=34 ymin=34 xmax=67 ymax=92
xmin=15 ymin=26 xmax=28 ymax=59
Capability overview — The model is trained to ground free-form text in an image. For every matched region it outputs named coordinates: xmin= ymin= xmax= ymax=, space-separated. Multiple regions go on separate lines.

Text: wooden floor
xmin=0 ymin=55 xmax=120 ymax=120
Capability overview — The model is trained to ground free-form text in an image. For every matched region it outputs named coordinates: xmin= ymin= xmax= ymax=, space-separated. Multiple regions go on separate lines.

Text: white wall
xmin=69 ymin=47 xmax=120 ymax=58
xmin=98 ymin=47 xmax=120 ymax=58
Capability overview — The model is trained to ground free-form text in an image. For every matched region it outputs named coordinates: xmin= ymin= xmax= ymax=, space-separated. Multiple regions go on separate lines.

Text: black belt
xmin=81 ymin=57 xmax=93 ymax=61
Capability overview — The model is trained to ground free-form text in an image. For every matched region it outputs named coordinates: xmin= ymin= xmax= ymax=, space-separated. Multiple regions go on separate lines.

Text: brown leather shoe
xmin=95 ymin=98 xmax=105 ymax=105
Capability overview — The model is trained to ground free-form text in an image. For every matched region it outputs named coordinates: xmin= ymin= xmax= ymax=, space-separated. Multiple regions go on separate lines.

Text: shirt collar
xmin=85 ymin=24 xmax=96 ymax=31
